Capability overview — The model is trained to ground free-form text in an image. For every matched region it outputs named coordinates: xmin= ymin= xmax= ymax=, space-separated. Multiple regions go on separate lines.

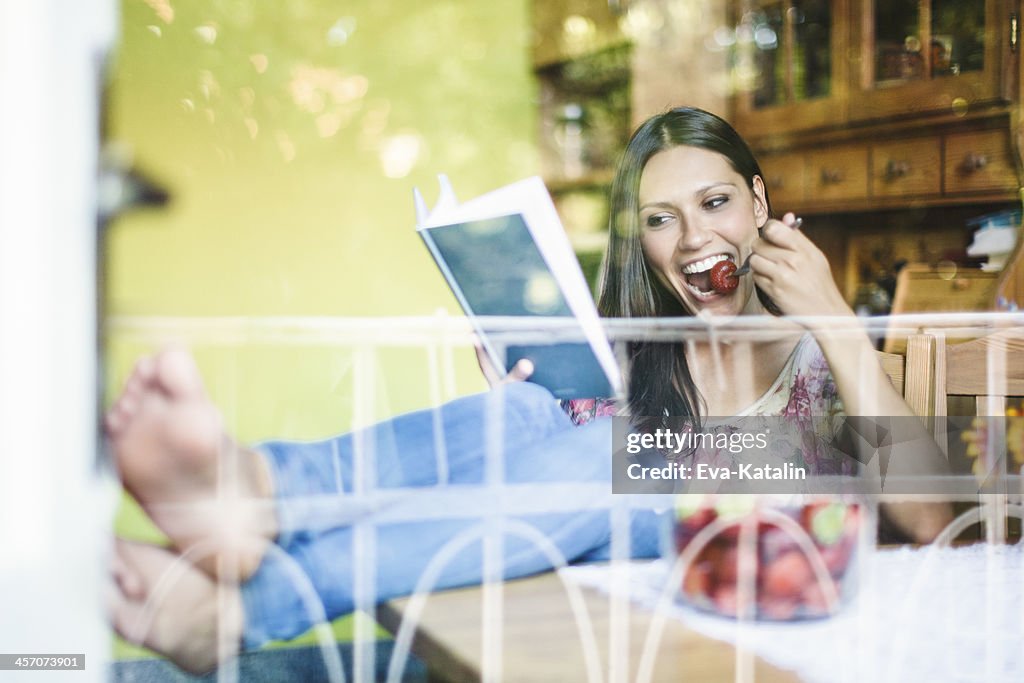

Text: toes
xmin=104 ymin=397 xmax=137 ymax=436
xmin=108 ymin=587 xmax=146 ymax=646
xmin=124 ymin=356 xmax=155 ymax=399
xmin=110 ymin=540 xmax=156 ymax=644
xmin=153 ymin=347 xmax=206 ymax=401
xmin=104 ymin=410 xmax=123 ymax=435
xmin=112 ymin=548 xmax=145 ymax=600
xmin=135 ymin=355 xmax=157 ymax=383
xmin=107 ymin=356 xmax=155 ymax=435
xmin=105 ymin=402 xmax=128 ymax=435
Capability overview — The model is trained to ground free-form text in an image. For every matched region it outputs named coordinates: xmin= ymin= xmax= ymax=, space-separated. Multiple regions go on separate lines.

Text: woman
xmin=108 ymin=107 xmax=950 ymax=674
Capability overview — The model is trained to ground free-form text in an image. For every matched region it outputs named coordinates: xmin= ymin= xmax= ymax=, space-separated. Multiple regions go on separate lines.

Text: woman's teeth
xmin=682 ymin=254 xmax=731 ymax=296
xmin=682 ymin=254 xmax=730 ymax=275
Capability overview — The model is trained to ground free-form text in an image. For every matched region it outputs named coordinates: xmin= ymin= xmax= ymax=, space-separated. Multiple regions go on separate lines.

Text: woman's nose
xmin=676 ymin=217 xmax=712 ymax=252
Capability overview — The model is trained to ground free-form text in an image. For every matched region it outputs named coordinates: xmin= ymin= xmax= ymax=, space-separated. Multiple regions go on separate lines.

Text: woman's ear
xmin=751 ymin=175 xmax=769 ymax=227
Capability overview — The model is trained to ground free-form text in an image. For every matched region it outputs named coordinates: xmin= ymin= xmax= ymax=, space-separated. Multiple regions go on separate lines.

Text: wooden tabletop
xmin=379 ymin=569 xmax=801 ymax=682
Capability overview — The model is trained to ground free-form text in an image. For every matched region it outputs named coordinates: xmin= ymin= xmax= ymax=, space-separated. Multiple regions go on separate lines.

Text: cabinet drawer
xmin=759 ymin=152 xmax=804 ymax=210
xmin=944 ymin=130 xmax=1018 ymax=194
xmin=806 ymin=146 xmax=868 ymax=202
xmin=870 ymin=138 xmax=941 ymax=198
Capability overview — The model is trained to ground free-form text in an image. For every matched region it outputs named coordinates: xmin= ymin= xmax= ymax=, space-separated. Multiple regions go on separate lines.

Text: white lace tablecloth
xmin=559 ymin=544 xmax=1024 ymax=683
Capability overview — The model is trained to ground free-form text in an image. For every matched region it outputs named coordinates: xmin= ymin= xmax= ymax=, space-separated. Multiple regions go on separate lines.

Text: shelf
xmin=537 ymin=42 xmax=630 ymax=188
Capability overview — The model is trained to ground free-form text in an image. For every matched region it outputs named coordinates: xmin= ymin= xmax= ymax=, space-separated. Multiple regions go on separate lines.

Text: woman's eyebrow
xmin=693 ymin=181 xmax=736 ymax=195
xmin=639 ymin=182 xmax=737 ymax=211
xmin=638 ymin=200 xmax=676 ymax=211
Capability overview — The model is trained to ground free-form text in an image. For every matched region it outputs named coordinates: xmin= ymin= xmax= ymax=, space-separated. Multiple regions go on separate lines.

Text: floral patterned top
xmin=561 ymin=334 xmax=855 ymax=476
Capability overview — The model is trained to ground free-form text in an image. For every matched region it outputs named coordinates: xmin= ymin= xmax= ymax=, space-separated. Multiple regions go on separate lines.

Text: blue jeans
xmin=240 ymin=382 xmax=662 ymax=648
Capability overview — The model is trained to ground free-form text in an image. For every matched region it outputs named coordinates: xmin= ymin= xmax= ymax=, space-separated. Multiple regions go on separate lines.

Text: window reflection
xmin=874 ymin=0 xmax=985 ymax=84
xmin=750 ymin=0 xmax=831 ymax=110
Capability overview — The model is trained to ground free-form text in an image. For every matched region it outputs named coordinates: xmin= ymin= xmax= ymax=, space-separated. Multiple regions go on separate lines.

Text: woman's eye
xmin=702 ymin=195 xmax=729 ymax=210
xmin=644 ymin=214 xmax=672 ymax=228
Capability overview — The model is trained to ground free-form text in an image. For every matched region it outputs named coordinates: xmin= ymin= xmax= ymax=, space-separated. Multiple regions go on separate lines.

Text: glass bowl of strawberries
xmin=663 ymin=495 xmax=868 ymax=621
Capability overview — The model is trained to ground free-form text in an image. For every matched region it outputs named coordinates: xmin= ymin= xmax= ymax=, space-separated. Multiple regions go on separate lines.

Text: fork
xmin=733 ymin=216 xmax=803 ymax=276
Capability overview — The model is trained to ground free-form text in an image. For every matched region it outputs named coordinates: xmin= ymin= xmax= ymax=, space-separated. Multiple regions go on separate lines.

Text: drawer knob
xmin=960 ymin=153 xmax=989 ymax=173
xmin=820 ymin=168 xmax=843 ymax=184
xmin=884 ymin=160 xmax=910 ymax=180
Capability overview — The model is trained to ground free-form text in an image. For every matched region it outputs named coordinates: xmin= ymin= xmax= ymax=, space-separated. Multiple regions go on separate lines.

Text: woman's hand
xmin=748 ymin=212 xmax=852 ymax=322
xmin=750 ymin=216 xmax=953 ymax=542
xmin=475 ymin=342 xmax=534 ymax=388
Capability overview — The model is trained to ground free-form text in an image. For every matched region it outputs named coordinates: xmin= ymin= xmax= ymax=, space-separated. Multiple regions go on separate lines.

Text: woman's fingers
xmin=753 ymin=215 xmax=824 ymax=276
xmin=751 ymin=215 xmax=850 ymax=318
xmin=750 ymin=240 xmax=794 ymax=268
xmin=506 ymin=358 xmax=534 ymax=382
xmin=759 ymin=216 xmax=803 ymax=248
xmin=474 ymin=343 xmax=533 ymax=387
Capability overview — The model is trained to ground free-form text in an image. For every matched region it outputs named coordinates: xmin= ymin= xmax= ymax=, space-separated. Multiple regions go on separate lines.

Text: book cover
xmin=415 ymin=175 xmax=621 ymax=400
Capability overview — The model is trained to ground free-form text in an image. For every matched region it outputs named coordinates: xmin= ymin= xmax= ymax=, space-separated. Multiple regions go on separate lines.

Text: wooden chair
xmin=905 ymin=327 xmax=1024 ymax=541
xmin=877 ymin=348 xmax=905 ymax=396
xmin=905 ymin=327 xmax=1024 ymax=441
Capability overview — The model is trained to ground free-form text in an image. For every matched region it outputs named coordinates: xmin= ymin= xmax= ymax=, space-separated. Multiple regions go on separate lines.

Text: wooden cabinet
xmin=760 ymin=151 xmax=806 ymax=207
xmin=849 ymin=0 xmax=1009 ymax=123
xmin=943 ymin=128 xmax=1019 ymax=194
xmin=734 ymin=0 xmax=1021 ymax=214
xmin=736 ymin=0 xmax=1015 ymax=141
xmin=870 ymin=138 xmax=942 ymax=198
xmin=757 ymin=119 xmax=1019 ymax=213
xmin=732 ymin=0 xmax=849 ymax=136
xmin=806 ymin=144 xmax=870 ymax=202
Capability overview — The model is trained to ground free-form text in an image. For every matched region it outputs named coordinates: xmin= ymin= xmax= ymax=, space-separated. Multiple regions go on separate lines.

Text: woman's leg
xmin=108 ymin=349 xmax=581 ymax=580
xmin=260 ymin=379 xmax=585 ymax=550
xmin=108 ymin=350 xmax=660 ymax=662
xmin=259 ymin=379 xmax=576 ymax=495
xmin=240 ymin=419 xmax=663 ymax=648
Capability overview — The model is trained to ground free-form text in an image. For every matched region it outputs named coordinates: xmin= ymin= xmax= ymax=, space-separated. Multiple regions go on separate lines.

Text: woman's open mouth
xmin=681 ymin=254 xmax=731 ymax=297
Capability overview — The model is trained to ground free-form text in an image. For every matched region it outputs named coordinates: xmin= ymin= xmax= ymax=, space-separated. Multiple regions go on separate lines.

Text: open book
xmin=414 ymin=175 xmax=621 ymax=400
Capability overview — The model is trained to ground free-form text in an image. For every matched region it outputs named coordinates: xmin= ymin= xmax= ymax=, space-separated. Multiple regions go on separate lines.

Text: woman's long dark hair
xmin=597 ymin=107 xmax=778 ymax=428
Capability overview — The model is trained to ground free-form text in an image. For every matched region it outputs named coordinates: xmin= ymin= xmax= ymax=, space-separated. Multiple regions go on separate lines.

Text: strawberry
xmin=712 ymin=584 xmax=739 ymax=617
xmin=714 ymin=544 xmax=740 ymax=584
xmin=682 ymin=561 xmax=713 ymax=598
xmin=759 ymin=525 xmax=797 ymax=564
xmin=682 ymin=506 xmax=718 ymax=532
xmin=761 ymin=550 xmax=813 ymax=599
xmin=758 ymin=596 xmax=798 ymax=621
xmin=709 ymin=260 xmax=739 ymax=293
xmin=820 ymin=538 xmax=853 ymax=576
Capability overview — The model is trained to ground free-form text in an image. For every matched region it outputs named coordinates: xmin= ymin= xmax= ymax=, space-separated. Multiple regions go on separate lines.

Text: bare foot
xmin=107 ymin=348 xmax=276 ymax=581
xmin=109 ymin=540 xmax=243 ymax=675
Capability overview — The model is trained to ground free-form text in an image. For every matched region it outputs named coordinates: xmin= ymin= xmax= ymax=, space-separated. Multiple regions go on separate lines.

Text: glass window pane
xmin=793 ymin=0 xmax=830 ymax=100
xmin=931 ymin=0 xmax=985 ymax=77
xmin=752 ymin=3 xmax=786 ymax=108
xmin=875 ymin=0 xmax=923 ymax=83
